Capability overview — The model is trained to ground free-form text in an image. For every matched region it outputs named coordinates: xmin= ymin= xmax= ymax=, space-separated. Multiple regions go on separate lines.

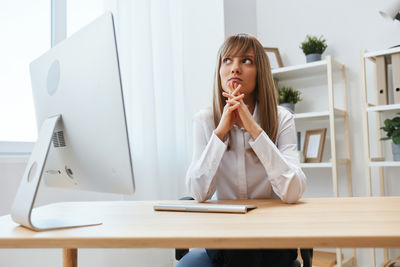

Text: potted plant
xmin=380 ymin=113 xmax=400 ymax=161
xmin=300 ymin=35 xmax=328 ymax=63
xmin=278 ymin=86 xmax=302 ymax=113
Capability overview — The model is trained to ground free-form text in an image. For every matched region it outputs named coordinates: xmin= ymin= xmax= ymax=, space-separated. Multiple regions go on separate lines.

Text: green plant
xmin=299 ymin=35 xmax=327 ymax=55
xmin=278 ymin=86 xmax=302 ymax=104
xmin=380 ymin=113 xmax=400 ymax=144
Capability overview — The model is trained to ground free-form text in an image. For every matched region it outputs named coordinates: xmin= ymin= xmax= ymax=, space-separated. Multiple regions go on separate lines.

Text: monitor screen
xmin=11 ymin=12 xmax=135 ymax=231
xmin=30 ymin=12 xmax=135 ymax=194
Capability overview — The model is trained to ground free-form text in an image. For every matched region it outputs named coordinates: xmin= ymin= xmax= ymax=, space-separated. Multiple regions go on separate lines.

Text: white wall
xmin=224 ymin=0 xmax=257 ymax=37
xmin=256 ymin=0 xmax=400 ymax=265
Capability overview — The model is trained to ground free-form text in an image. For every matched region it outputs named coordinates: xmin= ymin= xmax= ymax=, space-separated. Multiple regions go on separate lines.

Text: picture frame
xmin=303 ymin=128 xmax=327 ymax=163
xmin=263 ymin=47 xmax=283 ymax=69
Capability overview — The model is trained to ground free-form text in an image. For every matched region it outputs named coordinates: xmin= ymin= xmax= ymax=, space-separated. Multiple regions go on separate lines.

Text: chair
xmin=175 ymin=197 xmax=313 ymax=267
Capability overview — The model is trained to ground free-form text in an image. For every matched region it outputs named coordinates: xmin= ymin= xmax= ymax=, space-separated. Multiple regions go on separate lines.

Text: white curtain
xmin=107 ymin=0 xmax=187 ymax=200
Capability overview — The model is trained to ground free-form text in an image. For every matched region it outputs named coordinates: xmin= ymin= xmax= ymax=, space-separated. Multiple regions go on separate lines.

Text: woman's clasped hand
xmin=215 ymin=81 xmax=262 ymax=141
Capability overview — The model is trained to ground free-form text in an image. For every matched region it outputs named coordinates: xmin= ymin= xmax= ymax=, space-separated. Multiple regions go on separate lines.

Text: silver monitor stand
xmin=11 ymin=115 xmax=101 ymax=231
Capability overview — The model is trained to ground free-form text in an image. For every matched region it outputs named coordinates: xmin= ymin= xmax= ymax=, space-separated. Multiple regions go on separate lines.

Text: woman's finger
xmin=226 ymin=99 xmax=240 ymax=105
xmin=228 ymin=102 xmax=240 ymax=112
xmin=223 ymin=92 xmax=244 ymax=100
xmin=233 ymin=93 xmax=245 ymax=101
xmin=227 ymin=81 xmax=235 ymax=94
xmin=222 ymin=92 xmax=231 ymax=98
xmin=232 ymin=84 xmax=242 ymax=96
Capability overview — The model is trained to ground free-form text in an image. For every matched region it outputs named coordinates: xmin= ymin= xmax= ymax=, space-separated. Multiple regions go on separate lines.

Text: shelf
xmin=300 ymin=159 xmax=349 ymax=168
xmin=271 ymin=57 xmax=343 ymax=80
xmin=295 ymin=111 xmax=329 ymax=119
xmin=369 ymin=161 xmax=400 ymax=167
xmin=272 ymin=60 xmax=328 ymax=80
xmin=300 ymin=162 xmax=332 ymax=168
xmin=371 ymin=157 xmax=384 ymax=161
xmin=366 ymin=104 xmax=400 ymax=112
xmin=364 ymin=46 xmax=400 ymax=60
xmin=294 ymin=108 xmax=346 ymax=120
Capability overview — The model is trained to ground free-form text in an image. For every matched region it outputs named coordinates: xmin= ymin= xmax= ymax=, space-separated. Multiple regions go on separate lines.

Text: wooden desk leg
xmin=63 ymin=248 xmax=78 ymax=267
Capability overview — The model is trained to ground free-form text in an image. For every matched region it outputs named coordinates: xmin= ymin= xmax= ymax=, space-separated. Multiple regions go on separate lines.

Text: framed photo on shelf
xmin=303 ymin=128 xmax=327 ymax=163
xmin=263 ymin=47 xmax=283 ymax=69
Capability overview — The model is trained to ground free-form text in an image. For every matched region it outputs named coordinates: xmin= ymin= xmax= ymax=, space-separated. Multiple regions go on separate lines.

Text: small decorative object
xmin=278 ymin=86 xmax=302 ymax=113
xmin=375 ymin=56 xmax=388 ymax=105
xmin=299 ymin=35 xmax=328 ymax=63
xmin=380 ymin=113 xmax=400 ymax=161
xmin=303 ymin=128 xmax=327 ymax=163
xmin=263 ymin=47 xmax=283 ymax=69
xmin=379 ymin=0 xmax=400 ymax=22
xmin=297 ymin=131 xmax=304 ymax=163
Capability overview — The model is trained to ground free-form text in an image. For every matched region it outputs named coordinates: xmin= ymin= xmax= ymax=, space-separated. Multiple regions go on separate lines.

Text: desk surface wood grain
xmin=0 ymin=197 xmax=399 ymax=249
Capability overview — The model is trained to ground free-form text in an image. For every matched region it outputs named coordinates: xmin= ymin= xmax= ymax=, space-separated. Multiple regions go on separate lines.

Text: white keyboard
xmin=153 ymin=203 xmax=257 ymax=213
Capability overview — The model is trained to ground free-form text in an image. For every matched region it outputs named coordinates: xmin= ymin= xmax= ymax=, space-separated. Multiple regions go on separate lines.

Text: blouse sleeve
xmin=186 ymin=114 xmax=228 ymax=202
xmin=248 ymin=112 xmax=306 ymax=203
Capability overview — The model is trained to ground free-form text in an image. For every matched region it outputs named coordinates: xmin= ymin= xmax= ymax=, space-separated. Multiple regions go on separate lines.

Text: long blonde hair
xmin=212 ymin=34 xmax=278 ymax=143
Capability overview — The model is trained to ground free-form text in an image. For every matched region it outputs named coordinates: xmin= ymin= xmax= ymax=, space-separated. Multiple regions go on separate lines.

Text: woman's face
xmin=219 ymin=48 xmax=257 ymax=96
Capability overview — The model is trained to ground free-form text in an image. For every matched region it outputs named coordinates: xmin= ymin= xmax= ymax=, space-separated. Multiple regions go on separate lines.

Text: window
xmin=0 ymin=1 xmax=50 ymax=142
xmin=0 ymin=0 xmax=105 ymax=155
xmin=67 ymin=0 xmax=104 ymax=37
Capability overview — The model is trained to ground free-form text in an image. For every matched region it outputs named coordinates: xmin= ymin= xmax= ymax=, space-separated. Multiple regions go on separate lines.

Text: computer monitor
xmin=11 ymin=12 xmax=135 ymax=231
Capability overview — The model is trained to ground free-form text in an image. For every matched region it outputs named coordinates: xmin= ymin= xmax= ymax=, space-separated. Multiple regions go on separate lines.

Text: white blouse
xmin=186 ymin=105 xmax=306 ymax=203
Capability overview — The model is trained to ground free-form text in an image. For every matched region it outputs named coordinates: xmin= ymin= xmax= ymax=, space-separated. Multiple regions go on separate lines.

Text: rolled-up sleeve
xmin=186 ymin=116 xmax=227 ymax=202
xmin=249 ymin=113 xmax=306 ymax=203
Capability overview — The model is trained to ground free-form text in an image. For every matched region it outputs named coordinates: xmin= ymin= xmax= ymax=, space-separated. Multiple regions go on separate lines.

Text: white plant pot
xmin=279 ymin=103 xmax=295 ymax=113
xmin=393 ymin=142 xmax=400 ymax=161
xmin=306 ymin=53 xmax=322 ymax=63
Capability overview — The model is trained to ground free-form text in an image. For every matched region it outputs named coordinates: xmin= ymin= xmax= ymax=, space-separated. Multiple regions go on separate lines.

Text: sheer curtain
xmin=107 ymin=0 xmax=187 ymax=200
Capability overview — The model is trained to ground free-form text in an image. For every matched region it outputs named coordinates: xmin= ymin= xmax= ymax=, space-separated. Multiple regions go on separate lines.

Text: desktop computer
xmin=11 ymin=12 xmax=135 ymax=231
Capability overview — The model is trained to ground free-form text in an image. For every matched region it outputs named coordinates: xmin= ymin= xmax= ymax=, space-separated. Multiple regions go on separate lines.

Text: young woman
xmin=178 ymin=34 xmax=306 ymax=267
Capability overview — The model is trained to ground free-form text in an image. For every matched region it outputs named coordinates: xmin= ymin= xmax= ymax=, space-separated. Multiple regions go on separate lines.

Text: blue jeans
xmin=176 ymin=249 xmax=212 ymax=267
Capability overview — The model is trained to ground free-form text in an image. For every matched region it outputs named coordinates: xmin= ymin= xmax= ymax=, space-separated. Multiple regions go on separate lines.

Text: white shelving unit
xmin=272 ymin=56 xmax=356 ymax=267
xmin=361 ymin=47 xmax=400 ymax=267
xmin=294 ymin=109 xmax=346 ymax=120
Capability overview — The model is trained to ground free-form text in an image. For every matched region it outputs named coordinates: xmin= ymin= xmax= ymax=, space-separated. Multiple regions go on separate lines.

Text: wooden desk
xmin=0 ymin=197 xmax=400 ymax=266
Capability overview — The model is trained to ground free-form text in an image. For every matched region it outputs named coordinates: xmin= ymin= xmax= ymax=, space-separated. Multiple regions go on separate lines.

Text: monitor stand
xmin=11 ymin=114 xmax=102 ymax=231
